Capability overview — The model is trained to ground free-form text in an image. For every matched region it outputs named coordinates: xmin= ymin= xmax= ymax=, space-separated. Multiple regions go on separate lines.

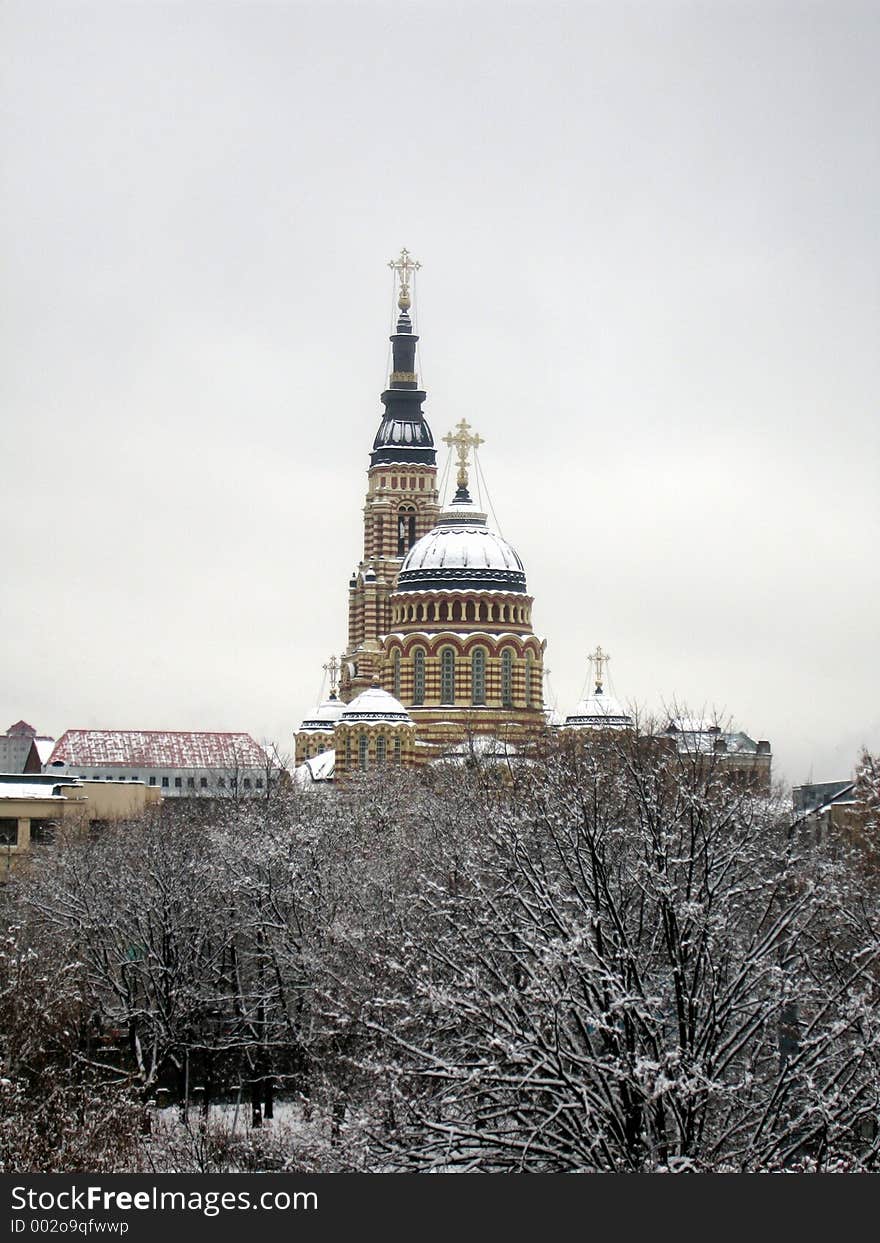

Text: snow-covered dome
xmin=431 ymin=735 xmax=521 ymax=767
xmin=299 ymin=694 xmax=345 ymax=733
xmin=340 ymin=687 xmax=413 ymax=725
xmin=565 ymin=689 xmax=633 ymax=731
xmin=396 ymin=498 xmax=527 ymax=594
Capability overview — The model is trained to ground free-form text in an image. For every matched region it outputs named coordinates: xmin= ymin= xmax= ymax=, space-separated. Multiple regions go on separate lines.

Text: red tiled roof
xmin=48 ymin=730 xmax=270 ymax=769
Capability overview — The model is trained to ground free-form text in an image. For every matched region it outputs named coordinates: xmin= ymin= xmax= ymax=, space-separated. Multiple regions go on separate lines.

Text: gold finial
xmin=589 ymin=645 xmax=609 ymax=694
xmin=323 ymin=654 xmax=340 ymax=697
xmin=442 ymin=419 xmax=485 ymax=493
xmin=388 ymin=247 xmax=421 ymax=310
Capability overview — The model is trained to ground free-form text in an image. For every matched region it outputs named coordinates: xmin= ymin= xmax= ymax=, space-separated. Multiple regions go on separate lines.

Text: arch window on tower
xmin=358 ymin=733 xmax=369 ymax=771
xmin=471 ymin=647 xmax=486 ymax=706
xmin=441 ymin=647 xmax=456 ymax=705
xmin=413 ymin=648 xmax=426 ymax=706
xmin=501 ymin=649 xmax=514 ymax=710
xmin=393 ymin=736 xmax=402 ymax=763
xmin=397 ymin=504 xmax=417 ymax=555
xmin=525 ymin=652 xmax=535 ymax=708
xmin=391 ymin=650 xmax=401 ymax=698
xmin=376 ymin=735 xmax=387 ymax=764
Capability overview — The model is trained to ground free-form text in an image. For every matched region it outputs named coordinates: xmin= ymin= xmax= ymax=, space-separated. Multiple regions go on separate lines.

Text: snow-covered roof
xmin=668 ymin=729 xmax=766 ymax=756
xmin=0 ymin=778 xmax=83 ymax=801
xmin=294 ymin=750 xmax=336 ymax=785
xmin=298 ymin=695 xmax=345 ymax=733
xmin=565 ymin=689 xmax=633 ymax=730
xmin=340 ymin=688 xmax=412 ymax=725
xmin=32 ymin=738 xmax=55 ymax=765
xmin=396 ymin=498 xmax=527 ymax=595
xmin=48 ymin=730 xmax=271 ymax=769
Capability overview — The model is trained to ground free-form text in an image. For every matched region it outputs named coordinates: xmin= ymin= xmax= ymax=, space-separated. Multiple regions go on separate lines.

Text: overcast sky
xmin=2 ymin=0 xmax=878 ymax=785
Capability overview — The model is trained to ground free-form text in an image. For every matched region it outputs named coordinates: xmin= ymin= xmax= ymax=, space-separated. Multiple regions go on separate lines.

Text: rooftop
xmin=48 ymin=730 xmax=271 ymax=770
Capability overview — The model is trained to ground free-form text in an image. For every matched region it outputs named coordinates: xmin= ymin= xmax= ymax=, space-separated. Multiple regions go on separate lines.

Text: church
xmin=294 ymin=251 xmax=770 ymax=786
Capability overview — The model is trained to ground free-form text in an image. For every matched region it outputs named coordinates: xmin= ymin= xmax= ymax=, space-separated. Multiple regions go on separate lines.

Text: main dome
xmin=396 ymin=499 xmax=527 ymax=594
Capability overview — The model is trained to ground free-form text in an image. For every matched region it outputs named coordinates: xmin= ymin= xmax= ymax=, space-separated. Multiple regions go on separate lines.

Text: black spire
xmin=371 ymin=250 xmax=435 ymax=467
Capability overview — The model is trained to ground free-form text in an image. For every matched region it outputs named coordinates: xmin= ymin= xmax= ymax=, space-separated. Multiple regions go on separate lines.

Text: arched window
xmin=376 ymin=515 xmax=384 ymax=556
xmin=471 ymin=648 xmax=486 ymax=705
xmin=525 ymin=652 xmax=534 ymax=708
xmin=391 ymin=650 xmax=401 ymax=698
xmin=440 ymin=648 xmax=456 ymax=704
xmin=501 ymin=649 xmax=514 ymax=709
xmin=397 ymin=504 xmax=417 ymax=555
xmin=413 ymin=648 xmax=426 ymax=706
xmin=393 ymin=736 xmax=402 ymax=763
xmin=344 ymin=736 xmax=352 ymax=767
xmin=376 ymin=735 xmax=387 ymax=764
xmin=358 ymin=733 xmax=369 ymax=771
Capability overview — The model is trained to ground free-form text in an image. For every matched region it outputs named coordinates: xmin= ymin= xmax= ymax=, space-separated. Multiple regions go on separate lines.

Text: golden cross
xmin=388 ymin=247 xmax=421 ymax=296
xmin=323 ymin=655 xmax=340 ymax=696
xmin=590 ymin=645 xmax=609 ymax=693
xmin=442 ymin=419 xmax=485 ymax=491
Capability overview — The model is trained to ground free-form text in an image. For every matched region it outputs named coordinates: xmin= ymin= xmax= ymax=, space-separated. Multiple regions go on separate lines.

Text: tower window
xmin=525 ymin=651 xmax=535 ymax=708
xmin=358 ymin=733 xmax=369 ymax=771
xmin=413 ymin=648 xmax=426 ymax=706
xmin=392 ymin=650 xmax=401 ymax=698
xmin=501 ymin=649 xmax=514 ymax=709
xmin=441 ymin=648 xmax=456 ymax=705
xmin=471 ymin=648 xmax=486 ymax=706
xmin=397 ymin=504 xmax=417 ymax=556
xmin=393 ymin=736 xmax=401 ymax=763
xmin=376 ymin=735 xmax=386 ymax=763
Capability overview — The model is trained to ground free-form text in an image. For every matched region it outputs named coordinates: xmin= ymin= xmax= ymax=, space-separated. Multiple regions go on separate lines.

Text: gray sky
xmin=2 ymin=0 xmax=878 ymax=785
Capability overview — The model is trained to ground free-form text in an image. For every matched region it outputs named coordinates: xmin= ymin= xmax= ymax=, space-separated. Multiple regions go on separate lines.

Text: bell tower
xmin=340 ymin=250 xmax=440 ymax=701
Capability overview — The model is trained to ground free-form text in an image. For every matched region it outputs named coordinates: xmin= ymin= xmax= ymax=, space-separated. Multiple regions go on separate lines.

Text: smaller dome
xmin=565 ymin=689 xmax=633 ymax=731
xmin=299 ymin=694 xmax=345 ymax=733
xmin=341 ymin=687 xmax=412 ymax=725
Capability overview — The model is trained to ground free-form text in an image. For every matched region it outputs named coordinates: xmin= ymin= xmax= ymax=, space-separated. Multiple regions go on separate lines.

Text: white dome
xmin=341 ymin=687 xmax=412 ymax=724
xmin=565 ymin=689 xmax=633 ymax=730
xmin=299 ymin=695 xmax=345 ymax=733
xmin=396 ymin=499 xmax=527 ymax=594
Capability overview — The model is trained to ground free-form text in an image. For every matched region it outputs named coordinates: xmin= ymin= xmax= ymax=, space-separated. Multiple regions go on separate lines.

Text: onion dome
xmin=372 ymin=249 xmax=435 ymax=467
xmin=565 ymin=688 xmax=633 ymax=730
xmin=396 ymin=495 xmax=527 ymax=594
xmin=340 ymin=686 xmax=413 ymax=725
xmin=298 ymin=693 xmax=345 ymax=734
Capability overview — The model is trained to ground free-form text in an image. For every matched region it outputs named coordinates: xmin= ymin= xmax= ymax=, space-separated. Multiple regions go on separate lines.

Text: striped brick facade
xmin=340 ymin=462 xmax=440 ymax=701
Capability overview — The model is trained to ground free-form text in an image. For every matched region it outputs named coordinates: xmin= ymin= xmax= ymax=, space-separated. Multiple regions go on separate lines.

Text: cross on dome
xmin=443 ymin=419 xmax=485 ymax=495
xmin=388 ymin=247 xmax=421 ymax=310
xmin=590 ymin=645 xmax=609 ymax=694
xmin=323 ymin=654 xmax=340 ymax=697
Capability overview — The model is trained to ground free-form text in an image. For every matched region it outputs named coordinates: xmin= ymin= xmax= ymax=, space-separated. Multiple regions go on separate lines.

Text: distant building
xmin=46 ymin=730 xmax=278 ymax=798
xmin=0 ymin=772 xmax=161 ymax=880
xmin=0 ymin=721 xmax=55 ymax=774
xmin=664 ymin=717 xmax=772 ymax=790
xmin=792 ymin=779 xmax=858 ymax=843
